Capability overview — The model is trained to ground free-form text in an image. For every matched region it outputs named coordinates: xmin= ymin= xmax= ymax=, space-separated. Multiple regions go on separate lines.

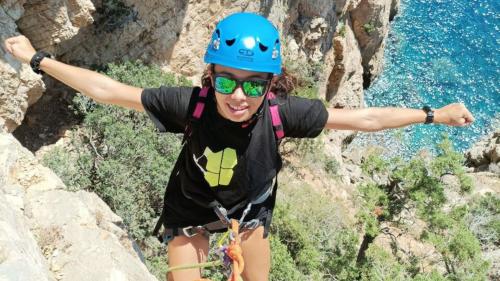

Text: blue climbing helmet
xmin=204 ymin=12 xmax=282 ymax=74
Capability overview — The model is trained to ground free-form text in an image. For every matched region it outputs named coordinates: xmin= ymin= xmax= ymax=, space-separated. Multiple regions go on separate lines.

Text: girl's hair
xmin=201 ymin=64 xmax=297 ymax=97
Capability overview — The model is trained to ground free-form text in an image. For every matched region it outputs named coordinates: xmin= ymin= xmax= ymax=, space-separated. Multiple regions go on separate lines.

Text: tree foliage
xmin=356 ymin=136 xmax=490 ymax=280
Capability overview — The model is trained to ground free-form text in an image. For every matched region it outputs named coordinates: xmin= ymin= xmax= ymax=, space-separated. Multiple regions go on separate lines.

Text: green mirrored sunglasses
xmin=213 ymin=74 xmax=270 ymax=98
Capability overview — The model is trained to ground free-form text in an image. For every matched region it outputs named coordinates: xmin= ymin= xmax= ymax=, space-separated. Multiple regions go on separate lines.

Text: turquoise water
xmin=354 ymin=0 xmax=499 ymax=156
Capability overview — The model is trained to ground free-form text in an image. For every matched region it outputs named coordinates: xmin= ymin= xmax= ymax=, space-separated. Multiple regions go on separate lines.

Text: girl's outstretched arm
xmin=4 ymin=35 xmax=144 ymax=111
xmin=325 ymin=103 xmax=474 ymax=131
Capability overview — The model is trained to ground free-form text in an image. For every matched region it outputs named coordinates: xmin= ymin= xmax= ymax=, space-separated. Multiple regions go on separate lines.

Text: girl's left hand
xmin=435 ymin=103 xmax=475 ymax=126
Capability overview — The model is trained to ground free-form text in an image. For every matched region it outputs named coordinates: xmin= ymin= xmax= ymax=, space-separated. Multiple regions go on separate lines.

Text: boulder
xmin=466 ymin=130 xmax=500 ymax=174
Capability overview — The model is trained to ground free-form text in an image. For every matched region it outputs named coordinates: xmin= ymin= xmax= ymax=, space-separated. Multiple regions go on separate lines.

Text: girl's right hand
xmin=4 ymin=35 xmax=37 ymax=64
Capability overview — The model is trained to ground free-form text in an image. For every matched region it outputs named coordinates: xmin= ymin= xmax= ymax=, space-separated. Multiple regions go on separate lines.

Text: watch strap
xmin=422 ymin=106 xmax=434 ymax=124
xmin=30 ymin=51 xmax=52 ymax=74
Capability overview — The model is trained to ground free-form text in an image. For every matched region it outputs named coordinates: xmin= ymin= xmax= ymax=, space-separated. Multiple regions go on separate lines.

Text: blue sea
xmin=351 ymin=0 xmax=499 ymax=156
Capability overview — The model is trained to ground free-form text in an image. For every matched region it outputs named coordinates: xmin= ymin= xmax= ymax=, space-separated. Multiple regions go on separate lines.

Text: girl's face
xmin=211 ymin=64 xmax=271 ymax=122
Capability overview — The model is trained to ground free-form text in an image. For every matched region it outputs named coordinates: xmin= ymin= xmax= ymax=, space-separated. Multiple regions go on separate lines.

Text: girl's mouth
xmin=227 ymin=103 xmax=249 ymax=115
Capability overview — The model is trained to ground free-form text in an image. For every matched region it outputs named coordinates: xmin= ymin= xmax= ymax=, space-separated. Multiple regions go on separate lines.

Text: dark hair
xmin=270 ymin=67 xmax=297 ymax=97
xmin=201 ymin=64 xmax=297 ymax=97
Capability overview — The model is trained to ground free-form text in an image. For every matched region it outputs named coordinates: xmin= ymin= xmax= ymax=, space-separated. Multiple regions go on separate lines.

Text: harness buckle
xmin=213 ymin=204 xmax=231 ymax=225
xmin=241 ymin=219 xmax=261 ymax=230
xmin=182 ymin=226 xmax=204 ymax=238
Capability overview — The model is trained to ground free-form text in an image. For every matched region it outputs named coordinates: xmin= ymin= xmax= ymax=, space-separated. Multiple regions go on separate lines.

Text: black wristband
xmin=30 ymin=51 xmax=52 ymax=74
xmin=422 ymin=105 xmax=434 ymax=124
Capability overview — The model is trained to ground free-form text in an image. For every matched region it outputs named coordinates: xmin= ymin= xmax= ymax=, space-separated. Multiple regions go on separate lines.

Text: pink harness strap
xmin=190 ymin=87 xmax=284 ymax=140
xmin=267 ymin=92 xmax=285 ymax=140
xmin=193 ymin=87 xmax=209 ymax=119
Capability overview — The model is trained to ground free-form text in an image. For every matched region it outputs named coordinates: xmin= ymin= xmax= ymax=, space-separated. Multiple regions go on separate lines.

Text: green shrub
xmin=363 ymin=23 xmax=376 ymax=34
xmin=43 ymin=60 xmax=191 ymax=279
xmin=337 ymin=22 xmax=347 ymax=38
xmin=269 ymin=236 xmax=306 ymax=281
xmin=270 ymin=179 xmax=359 ymax=280
xmin=355 ymin=136 xmax=490 ymax=280
xmin=359 ymin=245 xmax=408 ymax=281
xmin=412 ymin=271 xmax=447 ymax=281
xmin=466 ymin=193 xmax=500 ymax=249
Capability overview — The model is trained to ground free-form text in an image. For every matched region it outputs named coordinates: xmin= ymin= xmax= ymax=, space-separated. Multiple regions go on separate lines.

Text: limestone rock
xmin=0 ymin=194 xmax=56 ymax=281
xmin=0 ymin=132 xmax=157 ymax=281
xmin=351 ymin=0 xmax=400 ymax=86
xmin=466 ymin=130 xmax=500 ymax=174
xmin=0 ymin=2 xmax=45 ymax=133
xmin=16 ymin=0 xmax=95 ymax=53
xmin=325 ymin=18 xmax=364 ymax=107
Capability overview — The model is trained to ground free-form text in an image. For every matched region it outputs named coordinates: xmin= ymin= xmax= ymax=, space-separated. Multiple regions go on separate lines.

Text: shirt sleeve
xmin=141 ymin=86 xmax=194 ymax=133
xmin=278 ymin=95 xmax=328 ymax=138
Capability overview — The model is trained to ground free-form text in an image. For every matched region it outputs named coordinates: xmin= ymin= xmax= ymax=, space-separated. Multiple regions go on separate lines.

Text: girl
xmin=4 ymin=12 xmax=474 ymax=281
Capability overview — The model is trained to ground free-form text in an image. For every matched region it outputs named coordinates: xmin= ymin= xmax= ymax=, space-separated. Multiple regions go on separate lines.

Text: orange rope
xmin=228 ymin=219 xmax=244 ymax=281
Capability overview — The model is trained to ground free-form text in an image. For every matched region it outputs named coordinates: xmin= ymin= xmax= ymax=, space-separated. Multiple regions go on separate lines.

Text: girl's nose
xmin=230 ymin=86 xmax=246 ymax=100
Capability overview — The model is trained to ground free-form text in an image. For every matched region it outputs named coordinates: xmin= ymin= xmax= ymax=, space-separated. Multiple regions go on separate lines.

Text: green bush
xmin=466 ymin=193 xmax=500 ymax=249
xmin=337 ymin=22 xmax=347 ymax=38
xmin=359 ymin=245 xmax=408 ymax=281
xmin=355 ymin=136 xmax=490 ymax=280
xmin=43 ymin=60 xmax=190 ymax=279
xmin=270 ymin=180 xmax=359 ymax=280
xmin=269 ymin=236 xmax=306 ymax=281
xmin=363 ymin=23 xmax=376 ymax=34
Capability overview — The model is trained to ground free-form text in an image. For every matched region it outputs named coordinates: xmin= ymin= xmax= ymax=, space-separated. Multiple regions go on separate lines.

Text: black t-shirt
xmin=141 ymin=86 xmax=328 ymax=214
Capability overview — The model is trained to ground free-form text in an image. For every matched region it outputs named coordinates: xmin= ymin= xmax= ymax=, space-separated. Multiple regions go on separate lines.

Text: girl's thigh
xmin=239 ymin=226 xmax=271 ymax=281
xmin=167 ymin=234 xmax=209 ymax=281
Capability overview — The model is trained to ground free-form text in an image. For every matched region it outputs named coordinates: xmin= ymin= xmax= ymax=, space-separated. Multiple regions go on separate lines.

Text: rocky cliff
xmin=466 ymin=130 xmax=500 ymax=175
xmin=0 ymin=129 xmax=158 ymax=280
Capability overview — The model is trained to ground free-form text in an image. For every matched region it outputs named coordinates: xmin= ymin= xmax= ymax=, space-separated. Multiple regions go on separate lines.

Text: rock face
xmin=351 ymin=0 xmax=400 ymax=87
xmin=16 ymin=0 xmax=95 ymax=53
xmin=466 ymin=130 xmax=500 ymax=174
xmin=0 ymin=132 xmax=158 ymax=281
xmin=0 ymin=1 xmax=45 ymax=133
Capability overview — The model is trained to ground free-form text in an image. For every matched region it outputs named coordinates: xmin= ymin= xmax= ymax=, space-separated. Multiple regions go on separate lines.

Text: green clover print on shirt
xmin=193 ymin=147 xmax=238 ymax=187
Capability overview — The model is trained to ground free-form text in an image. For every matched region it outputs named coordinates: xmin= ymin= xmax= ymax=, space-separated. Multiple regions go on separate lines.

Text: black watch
xmin=422 ymin=105 xmax=434 ymax=124
xmin=30 ymin=51 xmax=52 ymax=74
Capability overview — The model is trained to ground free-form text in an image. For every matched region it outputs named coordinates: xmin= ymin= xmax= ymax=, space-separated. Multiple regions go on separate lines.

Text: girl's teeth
xmin=229 ymin=104 xmax=246 ymax=110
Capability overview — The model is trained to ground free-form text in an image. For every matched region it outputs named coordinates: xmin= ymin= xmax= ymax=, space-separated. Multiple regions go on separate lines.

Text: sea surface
xmin=351 ymin=0 xmax=499 ymax=157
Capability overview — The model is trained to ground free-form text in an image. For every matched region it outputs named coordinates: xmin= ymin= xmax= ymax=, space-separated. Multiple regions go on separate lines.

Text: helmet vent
xmin=258 ymin=43 xmax=268 ymax=52
xmin=215 ymin=29 xmax=220 ymax=37
xmin=225 ymin=38 xmax=236 ymax=46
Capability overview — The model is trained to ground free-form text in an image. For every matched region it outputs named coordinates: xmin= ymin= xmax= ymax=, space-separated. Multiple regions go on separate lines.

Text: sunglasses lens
xmin=214 ymin=76 xmax=237 ymax=94
xmin=242 ymin=80 xmax=267 ymax=97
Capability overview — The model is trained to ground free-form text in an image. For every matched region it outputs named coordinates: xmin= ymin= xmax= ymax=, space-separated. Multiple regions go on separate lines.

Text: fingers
xmin=458 ymin=117 xmax=467 ymax=126
xmin=463 ymin=108 xmax=475 ymax=123
xmin=3 ymin=38 xmax=13 ymax=54
xmin=4 ymin=36 xmax=22 ymax=54
xmin=458 ymin=104 xmax=474 ymax=125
